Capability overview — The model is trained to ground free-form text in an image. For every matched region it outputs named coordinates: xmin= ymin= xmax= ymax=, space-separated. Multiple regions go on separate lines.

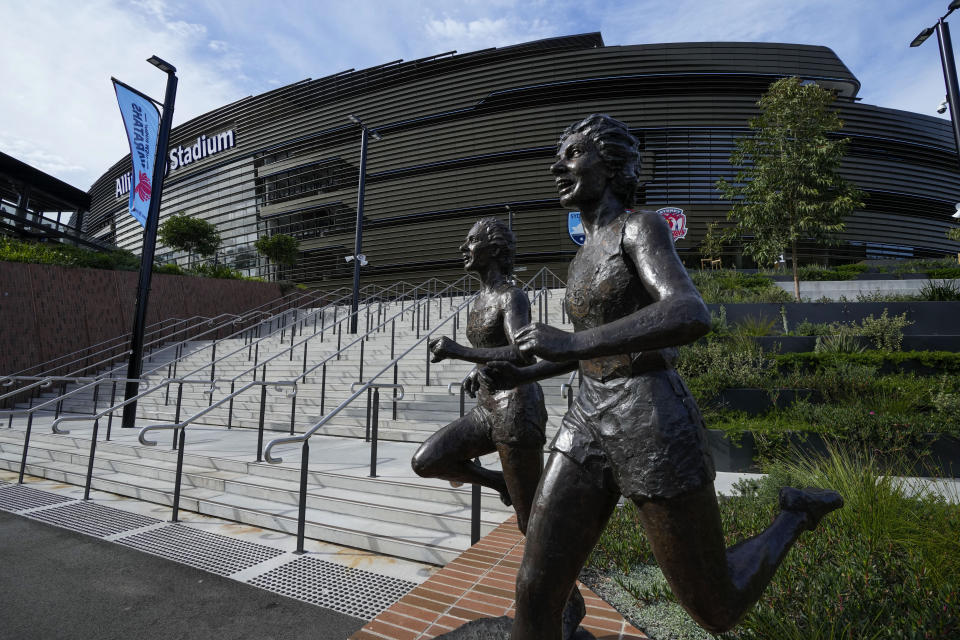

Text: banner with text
xmin=112 ymin=79 xmax=161 ymax=228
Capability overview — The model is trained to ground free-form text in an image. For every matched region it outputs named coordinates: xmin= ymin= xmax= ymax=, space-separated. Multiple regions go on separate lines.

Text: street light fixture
xmin=346 ymin=114 xmax=381 ymax=333
xmin=911 ymin=2 xmax=960 ymax=177
xmin=147 ymin=55 xmax=176 ymax=74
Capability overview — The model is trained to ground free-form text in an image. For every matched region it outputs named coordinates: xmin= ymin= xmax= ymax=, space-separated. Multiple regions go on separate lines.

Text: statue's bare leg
xmin=495 ymin=444 xmax=543 ymax=535
xmin=513 ymin=452 xmax=620 ymax=640
xmin=636 ymin=483 xmax=842 ymax=633
xmin=412 ymin=412 xmax=507 ymax=498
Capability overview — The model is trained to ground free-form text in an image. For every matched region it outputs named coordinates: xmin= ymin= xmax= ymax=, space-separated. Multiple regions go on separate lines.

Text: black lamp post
xmin=121 ymin=56 xmax=178 ymax=429
xmin=346 ymin=114 xmax=380 ymax=334
xmin=912 ymin=0 xmax=960 ymax=172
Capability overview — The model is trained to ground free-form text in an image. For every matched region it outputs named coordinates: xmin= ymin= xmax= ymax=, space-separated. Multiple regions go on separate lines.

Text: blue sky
xmin=0 ymin=0 xmax=955 ymax=190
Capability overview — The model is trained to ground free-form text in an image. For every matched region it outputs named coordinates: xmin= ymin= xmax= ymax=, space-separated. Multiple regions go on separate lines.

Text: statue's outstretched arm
xmin=429 ymin=288 xmax=535 ymax=365
xmin=515 ymin=213 xmax=710 ymax=362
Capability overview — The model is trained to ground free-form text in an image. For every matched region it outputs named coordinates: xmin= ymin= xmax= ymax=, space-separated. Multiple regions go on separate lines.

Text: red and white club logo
xmin=657 ymin=207 xmax=687 ymax=242
xmin=134 ymin=171 xmax=152 ymax=202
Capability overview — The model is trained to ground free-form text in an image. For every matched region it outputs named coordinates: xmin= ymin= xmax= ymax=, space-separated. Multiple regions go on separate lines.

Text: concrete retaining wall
xmin=0 ymin=262 xmax=286 ymax=375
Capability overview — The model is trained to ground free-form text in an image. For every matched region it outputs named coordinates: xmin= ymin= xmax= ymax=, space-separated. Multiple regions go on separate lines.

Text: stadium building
xmin=85 ymin=33 xmax=960 ymax=286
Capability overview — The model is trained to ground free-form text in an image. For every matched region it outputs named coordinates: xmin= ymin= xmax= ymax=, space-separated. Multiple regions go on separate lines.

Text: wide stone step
xmin=0 ymin=426 xmax=510 ymax=564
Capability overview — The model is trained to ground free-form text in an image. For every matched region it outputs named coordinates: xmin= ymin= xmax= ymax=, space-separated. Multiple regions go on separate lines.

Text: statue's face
xmin=459 ymin=223 xmax=496 ymax=273
xmin=551 ymin=132 xmax=610 ymax=209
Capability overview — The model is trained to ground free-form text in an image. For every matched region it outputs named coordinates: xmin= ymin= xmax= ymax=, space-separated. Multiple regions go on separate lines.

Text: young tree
xmin=254 ymin=233 xmax=299 ymax=280
xmin=699 ymin=220 xmax=725 ymax=266
xmin=717 ymin=76 xmax=865 ymax=300
xmin=158 ymin=213 xmax=221 ymax=268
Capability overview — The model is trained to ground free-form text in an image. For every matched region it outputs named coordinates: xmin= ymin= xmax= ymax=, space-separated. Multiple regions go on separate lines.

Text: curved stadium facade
xmin=86 ymin=34 xmax=960 ymax=286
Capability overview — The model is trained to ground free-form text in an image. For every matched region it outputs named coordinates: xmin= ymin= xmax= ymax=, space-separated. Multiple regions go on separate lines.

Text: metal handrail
xmin=261 ymin=291 xmax=478 ymax=555
xmin=121 ymin=272 xmax=475 ymax=454
xmin=130 ymin=288 xmax=339 ymax=381
xmin=263 ymin=287 xmax=480 ymax=464
xmin=2 ymin=375 xmax=147 ymax=485
xmin=151 ymin=289 xmax=356 ymax=386
xmin=157 ymin=273 xmax=479 ymax=443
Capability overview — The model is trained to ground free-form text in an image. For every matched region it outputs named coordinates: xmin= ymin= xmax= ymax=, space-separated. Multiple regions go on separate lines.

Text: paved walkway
xmin=349 ymin=516 xmax=646 ymax=640
xmin=0 ymin=509 xmax=366 ymax=640
xmin=0 ymin=470 xmax=437 ymax=639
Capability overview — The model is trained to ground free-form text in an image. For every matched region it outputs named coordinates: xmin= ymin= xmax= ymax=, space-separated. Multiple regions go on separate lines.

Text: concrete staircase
xmin=2 ymin=288 xmax=573 ymax=565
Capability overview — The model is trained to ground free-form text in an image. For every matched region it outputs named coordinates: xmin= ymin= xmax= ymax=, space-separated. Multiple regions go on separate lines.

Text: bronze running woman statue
xmin=473 ymin=114 xmax=844 ymax=638
xmin=411 ymin=218 xmax=546 ymax=534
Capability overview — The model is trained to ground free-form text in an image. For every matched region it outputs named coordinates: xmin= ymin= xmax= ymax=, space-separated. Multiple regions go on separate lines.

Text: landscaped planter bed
xmin=707 ymin=429 xmax=960 ymax=477
xmin=714 ymin=388 xmax=823 ymax=415
xmin=752 ymin=335 xmax=960 ymax=353
xmin=708 ymin=301 xmax=960 ymax=335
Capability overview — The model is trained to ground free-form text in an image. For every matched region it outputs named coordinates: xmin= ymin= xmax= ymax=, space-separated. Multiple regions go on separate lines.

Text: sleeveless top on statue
xmin=564 ymin=210 xmax=677 ymax=381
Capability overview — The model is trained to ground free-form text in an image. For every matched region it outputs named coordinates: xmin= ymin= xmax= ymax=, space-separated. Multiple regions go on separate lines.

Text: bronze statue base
xmin=433 ymin=616 xmax=596 ymax=639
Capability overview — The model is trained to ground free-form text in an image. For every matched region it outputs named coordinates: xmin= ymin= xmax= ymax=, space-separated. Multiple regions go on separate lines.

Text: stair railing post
xmin=365 ymin=387 xmax=372 ymax=442
xmin=369 ymin=388 xmax=379 ymax=478
xmin=294 ymin=440 xmax=309 ymax=554
xmin=106 ymin=380 xmax=117 ymax=441
xmin=210 ymin=343 xmax=217 ymax=383
xmin=171 ymin=427 xmax=186 ymax=522
xmin=320 ymin=363 xmax=327 ymax=415
xmin=84 ymin=413 xmax=101 ymax=500
xmin=174 ymin=382 xmax=184 ymax=424
xmin=227 ymin=380 xmax=236 ymax=429
xmin=391 ymin=319 xmax=398 ymax=420
xmin=257 ymin=385 xmax=268 ymax=462
xmin=18 ymin=412 xmax=34 ymax=483
xmin=359 ymin=340 xmax=365 ymax=383
xmin=289 ymin=393 xmax=297 ymax=436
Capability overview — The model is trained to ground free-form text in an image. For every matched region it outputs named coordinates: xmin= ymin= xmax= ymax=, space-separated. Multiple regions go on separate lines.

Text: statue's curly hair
xmin=471 ymin=217 xmax=516 ymax=274
xmin=560 ymin=114 xmax=642 ymax=204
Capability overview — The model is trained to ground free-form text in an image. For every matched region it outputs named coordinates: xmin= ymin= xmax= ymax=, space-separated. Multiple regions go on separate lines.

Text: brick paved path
xmin=350 ymin=516 xmax=646 ymax=639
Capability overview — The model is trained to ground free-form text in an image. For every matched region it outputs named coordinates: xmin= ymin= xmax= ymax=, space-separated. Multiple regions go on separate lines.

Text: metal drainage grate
xmin=0 ymin=484 xmax=74 ymax=512
xmin=118 ymin=524 xmax=284 ymax=576
xmin=248 ymin=556 xmax=416 ymax=621
xmin=26 ymin=501 xmax=160 ymax=538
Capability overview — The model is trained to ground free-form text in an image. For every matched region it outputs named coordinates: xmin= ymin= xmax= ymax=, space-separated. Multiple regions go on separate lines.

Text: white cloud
xmin=2 ymin=0 xmax=954 ymax=193
xmin=424 ymin=16 xmax=555 ymax=48
xmin=0 ymin=0 xmax=247 ymax=190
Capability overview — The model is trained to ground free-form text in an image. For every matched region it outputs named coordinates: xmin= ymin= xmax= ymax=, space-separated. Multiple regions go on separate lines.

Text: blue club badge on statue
xmin=568 ymin=211 xmax=585 ymax=246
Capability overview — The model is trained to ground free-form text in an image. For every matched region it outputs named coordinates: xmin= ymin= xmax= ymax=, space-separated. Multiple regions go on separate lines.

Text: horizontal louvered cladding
xmin=84 ymin=38 xmax=960 ymax=283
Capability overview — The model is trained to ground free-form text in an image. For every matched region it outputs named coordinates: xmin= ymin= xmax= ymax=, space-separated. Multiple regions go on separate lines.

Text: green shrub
xmin=797 ymin=263 xmax=867 ymax=281
xmin=678 ymin=337 xmax=775 ymax=399
xmin=710 ymin=306 xmax=730 ymax=336
xmin=859 ymin=309 xmax=913 ymax=351
xmin=588 ymin=450 xmax=960 ymax=640
xmin=732 ymin=315 xmax=778 ymax=337
xmin=773 ymin=350 xmax=960 ymax=373
xmin=691 ymin=270 xmax=792 ymax=303
xmin=190 ymin=263 xmax=244 ymax=279
xmin=855 ymin=290 xmax=918 ymax=302
xmin=927 ymin=267 xmax=960 ymax=279
xmin=153 ymin=263 xmax=185 ymax=275
xmin=918 ymin=279 xmax=960 ymax=301
xmin=0 ymin=237 xmax=139 ymax=271
xmin=813 ymin=333 xmax=865 ymax=354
